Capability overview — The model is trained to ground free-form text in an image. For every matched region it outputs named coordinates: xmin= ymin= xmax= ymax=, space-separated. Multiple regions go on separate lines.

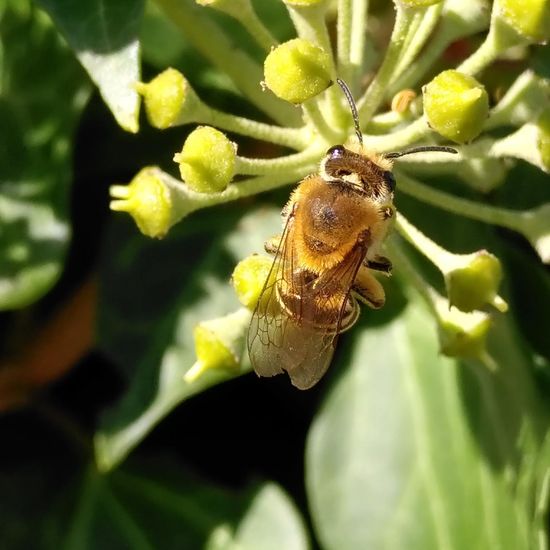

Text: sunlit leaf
xmin=306 ymin=290 xmax=550 ymax=550
xmin=0 ymin=1 xmax=89 ymax=309
xmin=37 ymin=0 xmax=144 ymax=133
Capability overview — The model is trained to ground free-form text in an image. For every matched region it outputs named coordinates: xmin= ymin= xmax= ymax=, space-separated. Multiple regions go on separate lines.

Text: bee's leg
xmin=264 ymin=235 xmax=282 ymax=254
xmin=352 ymin=265 xmax=386 ymax=309
xmin=364 ymin=255 xmax=392 ymax=276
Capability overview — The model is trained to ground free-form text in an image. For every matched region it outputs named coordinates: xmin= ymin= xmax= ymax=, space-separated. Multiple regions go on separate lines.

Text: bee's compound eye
xmin=383 ymin=171 xmax=396 ymax=192
xmin=326 ymin=145 xmax=345 ymax=159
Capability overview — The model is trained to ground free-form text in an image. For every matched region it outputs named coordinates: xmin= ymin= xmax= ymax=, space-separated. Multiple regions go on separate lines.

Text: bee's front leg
xmin=351 ymin=265 xmax=386 ymax=309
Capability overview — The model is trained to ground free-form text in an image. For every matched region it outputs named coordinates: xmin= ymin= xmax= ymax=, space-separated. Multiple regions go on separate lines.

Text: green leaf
xmin=37 ymin=0 xmax=145 ymax=133
xmin=8 ymin=460 xmax=308 ymax=549
xmin=306 ymin=289 xmax=550 ymax=550
xmin=95 ymin=206 xmax=281 ymax=471
xmin=0 ymin=1 xmax=89 ymax=309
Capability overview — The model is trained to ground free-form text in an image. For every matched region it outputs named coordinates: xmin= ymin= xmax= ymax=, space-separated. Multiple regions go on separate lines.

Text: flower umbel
xmin=109 ymin=0 xmax=550 ymax=378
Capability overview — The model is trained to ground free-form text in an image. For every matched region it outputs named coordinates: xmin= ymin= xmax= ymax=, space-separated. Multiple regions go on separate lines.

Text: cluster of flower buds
xmin=108 ymin=0 xmax=549 ymax=378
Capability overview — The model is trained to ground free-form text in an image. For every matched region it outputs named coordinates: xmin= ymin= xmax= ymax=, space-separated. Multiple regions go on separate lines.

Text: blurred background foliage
xmin=0 ymin=0 xmax=549 ymax=548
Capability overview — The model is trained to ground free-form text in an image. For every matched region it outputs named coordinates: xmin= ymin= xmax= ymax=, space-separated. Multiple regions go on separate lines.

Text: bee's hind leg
xmin=352 ymin=265 xmax=386 ymax=309
xmin=364 ymin=255 xmax=392 ymax=276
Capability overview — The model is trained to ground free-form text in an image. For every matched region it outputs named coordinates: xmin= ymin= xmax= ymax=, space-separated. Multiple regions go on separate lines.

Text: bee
xmin=248 ymin=79 xmax=457 ymax=389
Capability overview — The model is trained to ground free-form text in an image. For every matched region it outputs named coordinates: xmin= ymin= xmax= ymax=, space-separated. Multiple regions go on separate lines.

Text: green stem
xmin=303 ymin=99 xmax=342 ymax=144
xmin=348 ymin=0 xmax=369 ymax=93
xmin=395 ymin=170 xmax=524 ymax=232
xmin=202 ymin=107 xmax=310 ymax=149
xmin=385 ymin=235 xmax=438 ymax=315
xmin=287 ymin=1 xmax=332 ymax=55
xmin=153 ymin=0 xmax=299 ymax=127
xmin=238 ymin=6 xmax=279 ymax=51
xmin=391 ymin=3 xmax=443 ymax=83
xmin=395 ymin=212 xmax=455 ymax=270
xmin=457 ymin=16 xmax=523 ymax=76
xmin=337 ymin=0 xmax=353 ymax=85
xmin=337 ymin=0 xmax=369 ymax=91
xmin=357 ymin=5 xmax=415 ymax=123
xmin=362 ymin=115 xmax=431 ymax=152
xmin=235 ymin=146 xmax=323 ymax=175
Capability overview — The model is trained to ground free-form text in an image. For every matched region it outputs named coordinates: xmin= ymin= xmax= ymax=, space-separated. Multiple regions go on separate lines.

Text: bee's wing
xmin=248 ymin=215 xmax=365 ymax=390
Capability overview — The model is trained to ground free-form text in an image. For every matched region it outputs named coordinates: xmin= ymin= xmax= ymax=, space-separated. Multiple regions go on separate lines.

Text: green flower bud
xmin=423 ymin=70 xmax=489 ymax=144
xmin=437 ymin=307 xmax=492 ymax=360
xmin=495 ymin=0 xmax=550 ymax=43
xmin=444 ymin=250 xmax=508 ymax=313
xmin=232 ymin=255 xmax=273 ymax=309
xmin=173 ymin=126 xmax=236 ymax=193
xmin=184 ymin=308 xmax=251 ymax=383
xmin=135 ymin=68 xmax=202 ymax=129
xmin=109 ymin=167 xmax=173 ymax=238
xmin=397 ymin=0 xmax=443 ymax=7
xmin=263 ymin=39 xmax=332 ymax=104
xmin=537 ymin=108 xmax=550 ymax=171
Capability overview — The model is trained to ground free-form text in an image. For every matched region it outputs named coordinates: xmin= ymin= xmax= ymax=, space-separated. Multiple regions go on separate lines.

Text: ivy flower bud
xmin=184 ymin=309 xmax=251 ymax=383
xmin=444 ymin=250 xmax=508 ymax=313
xmin=263 ymin=39 xmax=332 ymax=104
xmin=109 ymin=167 xmax=173 ymax=238
xmin=423 ymin=70 xmax=489 ymax=143
xmin=173 ymin=126 xmax=236 ymax=193
xmin=135 ymin=68 xmax=202 ymax=129
xmin=537 ymin=108 xmax=550 ymax=171
xmin=437 ymin=305 xmax=493 ymax=362
xmin=495 ymin=0 xmax=550 ymax=43
xmin=232 ymin=255 xmax=273 ymax=309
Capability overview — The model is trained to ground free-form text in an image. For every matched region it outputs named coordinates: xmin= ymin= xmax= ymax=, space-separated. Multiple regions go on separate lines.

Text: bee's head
xmin=320 ymin=144 xmax=395 ymax=202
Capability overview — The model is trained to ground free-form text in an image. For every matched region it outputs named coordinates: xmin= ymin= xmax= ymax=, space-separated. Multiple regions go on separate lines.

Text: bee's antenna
xmin=336 ymin=78 xmax=363 ymax=146
xmin=385 ymin=145 xmax=458 ymax=159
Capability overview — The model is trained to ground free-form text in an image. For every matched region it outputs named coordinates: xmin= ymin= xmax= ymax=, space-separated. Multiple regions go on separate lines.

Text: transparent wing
xmin=248 ymin=213 xmax=366 ymax=390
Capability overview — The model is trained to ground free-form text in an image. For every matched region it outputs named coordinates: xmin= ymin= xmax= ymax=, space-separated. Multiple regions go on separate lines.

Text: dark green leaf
xmin=95 ymin=206 xmax=281 ymax=471
xmin=0 ymin=1 xmax=89 ymax=309
xmin=306 ymin=290 xmax=550 ymax=550
xmin=36 ymin=0 xmax=144 ymax=133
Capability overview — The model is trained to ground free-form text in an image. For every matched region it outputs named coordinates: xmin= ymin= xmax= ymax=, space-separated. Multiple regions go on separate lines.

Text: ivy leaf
xmin=306 ymin=289 xmax=550 ymax=550
xmin=2 ymin=460 xmax=307 ymax=549
xmin=95 ymin=206 xmax=281 ymax=471
xmin=0 ymin=1 xmax=89 ymax=309
xmin=63 ymin=469 xmax=307 ymax=549
xmin=37 ymin=0 xmax=144 ymax=133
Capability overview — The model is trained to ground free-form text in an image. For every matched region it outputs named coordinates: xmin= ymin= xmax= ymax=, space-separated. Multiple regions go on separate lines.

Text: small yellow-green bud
xmin=232 ymin=255 xmax=273 ymax=309
xmin=423 ymin=70 xmax=489 ymax=144
xmin=391 ymin=89 xmax=417 ymax=114
xmin=537 ymin=108 xmax=550 ymax=171
xmin=444 ymin=251 xmax=508 ymax=313
xmin=397 ymin=0 xmax=443 ymax=7
xmin=437 ymin=306 xmax=492 ymax=360
xmin=263 ymin=39 xmax=332 ymax=104
xmin=135 ymin=69 xmax=199 ymax=129
xmin=184 ymin=309 xmax=250 ymax=383
xmin=109 ymin=167 xmax=172 ymax=238
xmin=173 ymin=126 xmax=236 ymax=193
xmin=495 ymin=0 xmax=550 ymax=43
